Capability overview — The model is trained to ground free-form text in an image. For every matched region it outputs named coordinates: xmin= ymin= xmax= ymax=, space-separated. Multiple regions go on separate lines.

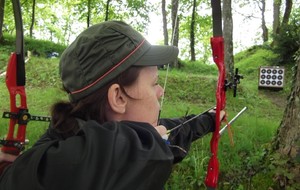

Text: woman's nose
xmin=158 ymin=84 xmax=164 ymax=98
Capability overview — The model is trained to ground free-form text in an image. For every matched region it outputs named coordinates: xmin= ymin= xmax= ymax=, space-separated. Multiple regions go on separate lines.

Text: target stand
xmin=258 ymin=66 xmax=285 ymax=90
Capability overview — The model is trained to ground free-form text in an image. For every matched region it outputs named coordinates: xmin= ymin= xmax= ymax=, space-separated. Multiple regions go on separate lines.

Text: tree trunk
xmin=161 ymin=0 xmax=171 ymax=69
xmin=29 ymin=0 xmax=36 ymax=38
xmin=281 ymin=0 xmax=293 ymax=26
xmin=273 ymin=0 xmax=281 ymax=36
xmin=260 ymin=0 xmax=268 ymax=42
xmin=223 ymin=0 xmax=234 ymax=78
xmin=171 ymin=0 xmax=179 ymax=46
xmin=171 ymin=0 xmax=179 ymax=67
xmin=0 ymin=0 xmax=5 ymax=42
xmin=105 ymin=0 xmax=111 ymax=21
xmin=161 ymin=0 xmax=168 ymax=45
xmin=272 ymin=52 xmax=300 ymax=188
xmin=87 ymin=0 xmax=91 ymax=27
xmin=190 ymin=0 xmax=196 ymax=61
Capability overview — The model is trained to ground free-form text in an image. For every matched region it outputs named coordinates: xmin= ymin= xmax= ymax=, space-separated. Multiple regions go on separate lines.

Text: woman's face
xmin=123 ymin=66 xmax=164 ymax=127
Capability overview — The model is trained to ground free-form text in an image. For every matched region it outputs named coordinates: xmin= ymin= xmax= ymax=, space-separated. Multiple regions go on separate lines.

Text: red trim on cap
xmin=71 ymin=39 xmax=146 ymax=95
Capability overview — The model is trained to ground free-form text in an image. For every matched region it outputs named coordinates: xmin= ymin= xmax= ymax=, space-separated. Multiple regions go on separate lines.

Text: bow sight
xmin=225 ymin=68 xmax=244 ymax=97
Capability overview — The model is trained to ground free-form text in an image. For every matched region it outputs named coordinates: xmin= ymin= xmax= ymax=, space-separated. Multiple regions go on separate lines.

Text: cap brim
xmin=134 ymin=45 xmax=179 ymax=66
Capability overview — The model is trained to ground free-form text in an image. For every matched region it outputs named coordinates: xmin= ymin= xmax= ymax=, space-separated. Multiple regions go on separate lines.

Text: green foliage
xmin=295 ymin=48 xmax=300 ymax=62
xmin=25 ymin=37 xmax=67 ymax=57
xmin=0 ymin=33 xmax=67 ymax=58
xmin=178 ymin=0 xmax=212 ymax=62
xmin=25 ymin=38 xmax=66 ymax=57
xmin=259 ymin=152 xmax=300 ymax=190
xmin=2 ymin=0 xmax=153 ymax=45
xmin=165 ymin=139 xmax=211 ymax=189
xmin=235 ymin=45 xmax=279 ymax=72
xmin=25 ymin=57 xmax=62 ymax=88
xmin=273 ymin=9 xmax=300 ymax=64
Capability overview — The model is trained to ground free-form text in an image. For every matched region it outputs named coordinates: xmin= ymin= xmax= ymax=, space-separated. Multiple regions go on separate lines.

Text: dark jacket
xmin=0 ymin=113 xmax=215 ymax=190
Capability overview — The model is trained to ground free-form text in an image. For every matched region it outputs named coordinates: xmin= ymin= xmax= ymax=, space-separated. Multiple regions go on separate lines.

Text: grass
xmin=0 ymin=37 xmax=294 ymax=189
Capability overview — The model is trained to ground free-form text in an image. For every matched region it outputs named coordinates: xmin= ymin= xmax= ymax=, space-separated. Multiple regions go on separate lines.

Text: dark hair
xmin=51 ymin=66 xmax=142 ymax=138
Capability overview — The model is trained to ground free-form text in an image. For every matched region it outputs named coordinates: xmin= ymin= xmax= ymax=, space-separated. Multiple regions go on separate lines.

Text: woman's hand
xmin=209 ymin=108 xmax=226 ymax=121
xmin=0 ymin=152 xmax=17 ymax=176
xmin=0 ymin=152 xmax=17 ymax=163
xmin=220 ymin=110 xmax=226 ymax=121
xmin=154 ymin=125 xmax=169 ymax=141
xmin=154 ymin=125 xmax=167 ymax=137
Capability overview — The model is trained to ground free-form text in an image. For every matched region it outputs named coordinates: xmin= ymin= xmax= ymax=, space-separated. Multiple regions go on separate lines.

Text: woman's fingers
xmin=154 ymin=125 xmax=167 ymax=136
xmin=0 ymin=152 xmax=18 ymax=163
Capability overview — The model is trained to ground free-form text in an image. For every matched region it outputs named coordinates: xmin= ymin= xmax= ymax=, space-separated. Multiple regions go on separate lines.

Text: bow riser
xmin=1 ymin=52 xmax=28 ymax=155
xmin=212 ymin=36 xmax=226 ymax=136
xmin=205 ymin=36 xmax=225 ymax=189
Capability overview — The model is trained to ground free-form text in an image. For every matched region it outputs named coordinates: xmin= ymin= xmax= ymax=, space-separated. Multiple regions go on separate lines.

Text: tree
xmin=87 ymin=0 xmax=91 ymax=27
xmin=258 ymin=0 xmax=268 ymax=42
xmin=171 ymin=0 xmax=179 ymax=47
xmin=105 ymin=0 xmax=111 ymax=21
xmin=171 ymin=0 xmax=179 ymax=67
xmin=273 ymin=0 xmax=281 ymax=36
xmin=29 ymin=0 xmax=36 ymax=38
xmin=162 ymin=0 xmax=168 ymax=45
xmin=271 ymin=50 xmax=300 ymax=189
xmin=281 ymin=0 xmax=293 ymax=27
xmin=0 ymin=0 xmax=5 ymax=42
xmin=272 ymin=0 xmax=294 ymax=46
xmin=273 ymin=8 xmax=300 ymax=64
xmin=190 ymin=0 xmax=196 ymax=61
xmin=223 ymin=0 xmax=234 ymax=78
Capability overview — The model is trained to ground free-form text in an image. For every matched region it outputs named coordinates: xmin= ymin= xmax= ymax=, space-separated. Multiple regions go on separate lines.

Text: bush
xmin=273 ymin=10 xmax=300 ymax=64
xmin=0 ymin=33 xmax=67 ymax=58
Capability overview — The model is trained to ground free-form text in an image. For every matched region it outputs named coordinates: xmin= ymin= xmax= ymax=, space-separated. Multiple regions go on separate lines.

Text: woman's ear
xmin=107 ymin=84 xmax=127 ymax=114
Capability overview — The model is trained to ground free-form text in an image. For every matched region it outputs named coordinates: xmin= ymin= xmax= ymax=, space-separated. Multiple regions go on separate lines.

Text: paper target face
xmin=258 ymin=66 xmax=284 ymax=89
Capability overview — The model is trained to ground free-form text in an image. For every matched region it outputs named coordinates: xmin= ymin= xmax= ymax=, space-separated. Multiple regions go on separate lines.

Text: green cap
xmin=60 ymin=21 xmax=178 ymax=102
